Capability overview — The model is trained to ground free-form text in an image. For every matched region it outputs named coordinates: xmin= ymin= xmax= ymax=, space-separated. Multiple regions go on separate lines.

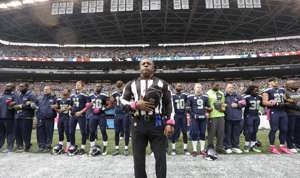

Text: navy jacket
xmin=0 ymin=91 xmax=17 ymax=119
xmin=16 ymin=90 xmax=38 ymax=119
xmin=36 ymin=94 xmax=57 ymax=119
xmin=225 ymin=92 xmax=244 ymax=121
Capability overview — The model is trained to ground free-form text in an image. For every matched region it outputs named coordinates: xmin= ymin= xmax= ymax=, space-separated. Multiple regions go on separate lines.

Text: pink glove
xmin=93 ymin=108 xmax=102 ymax=114
xmin=205 ymin=112 xmax=209 ymax=119
xmin=5 ymin=99 xmax=13 ymax=105
xmin=238 ymin=99 xmax=246 ymax=106
xmin=130 ymin=102 xmax=137 ymax=110
xmin=166 ymin=119 xmax=175 ymax=126
xmin=269 ymin=100 xmax=277 ymax=106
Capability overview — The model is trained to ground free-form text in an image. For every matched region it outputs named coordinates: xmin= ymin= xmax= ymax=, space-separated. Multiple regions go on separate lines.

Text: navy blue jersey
xmin=112 ymin=90 xmax=124 ymax=114
xmin=86 ymin=93 xmax=108 ymax=118
xmin=57 ymin=97 xmax=72 ymax=119
xmin=0 ymin=91 xmax=17 ymax=119
xmin=16 ymin=90 xmax=38 ymax=118
xmin=70 ymin=92 xmax=90 ymax=114
xmin=187 ymin=94 xmax=210 ymax=118
xmin=244 ymin=95 xmax=262 ymax=116
xmin=36 ymin=94 xmax=57 ymax=119
xmin=172 ymin=92 xmax=188 ymax=114
xmin=263 ymin=87 xmax=286 ymax=111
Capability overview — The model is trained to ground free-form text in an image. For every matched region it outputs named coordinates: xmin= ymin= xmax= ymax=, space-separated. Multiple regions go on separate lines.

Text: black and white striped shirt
xmin=120 ymin=76 xmax=175 ymax=120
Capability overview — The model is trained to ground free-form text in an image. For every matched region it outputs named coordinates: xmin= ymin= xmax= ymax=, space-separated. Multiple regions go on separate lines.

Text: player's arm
xmin=221 ymin=93 xmax=226 ymax=112
xmin=53 ymin=98 xmax=61 ymax=112
xmin=204 ymin=96 xmax=213 ymax=112
xmin=51 ymin=96 xmax=59 ymax=110
xmin=75 ymin=95 xmax=92 ymax=117
xmin=162 ymin=84 xmax=175 ymax=137
xmin=162 ymin=84 xmax=175 ymax=126
xmin=236 ymin=95 xmax=246 ymax=108
xmin=262 ymin=92 xmax=276 ymax=107
xmin=27 ymin=93 xmax=39 ymax=110
xmin=120 ymin=81 xmax=152 ymax=112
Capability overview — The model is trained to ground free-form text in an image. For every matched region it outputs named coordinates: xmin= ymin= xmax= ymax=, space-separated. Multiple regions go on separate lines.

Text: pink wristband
xmin=130 ymin=102 xmax=137 ymax=110
xmin=166 ymin=119 xmax=175 ymax=126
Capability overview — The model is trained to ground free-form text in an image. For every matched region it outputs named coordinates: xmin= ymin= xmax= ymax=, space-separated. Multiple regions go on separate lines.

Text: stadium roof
xmin=0 ymin=0 xmax=300 ymax=45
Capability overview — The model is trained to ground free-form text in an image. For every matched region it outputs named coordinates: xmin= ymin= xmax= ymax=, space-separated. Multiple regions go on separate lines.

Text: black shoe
xmin=112 ymin=149 xmax=120 ymax=156
xmin=124 ymin=149 xmax=129 ymax=156
xmin=78 ymin=148 xmax=86 ymax=155
xmin=38 ymin=147 xmax=45 ymax=153
xmin=43 ymin=148 xmax=51 ymax=153
xmin=216 ymin=148 xmax=226 ymax=154
xmin=16 ymin=146 xmax=24 ymax=153
xmin=24 ymin=145 xmax=31 ymax=152
xmin=192 ymin=151 xmax=198 ymax=157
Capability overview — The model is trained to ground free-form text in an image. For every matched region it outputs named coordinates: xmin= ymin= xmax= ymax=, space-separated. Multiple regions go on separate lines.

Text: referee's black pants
xmin=132 ymin=117 xmax=167 ymax=178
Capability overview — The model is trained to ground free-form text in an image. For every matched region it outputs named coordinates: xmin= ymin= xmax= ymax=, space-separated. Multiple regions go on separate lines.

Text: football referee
xmin=121 ymin=59 xmax=175 ymax=178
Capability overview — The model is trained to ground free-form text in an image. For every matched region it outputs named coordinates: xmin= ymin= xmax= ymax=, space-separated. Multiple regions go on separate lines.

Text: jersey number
xmin=249 ymin=100 xmax=260 ymax=110
xmin=197 ymin=99 xmax=204 ymax=109
xmin=175 ymin=99 xmax=185 ymax=110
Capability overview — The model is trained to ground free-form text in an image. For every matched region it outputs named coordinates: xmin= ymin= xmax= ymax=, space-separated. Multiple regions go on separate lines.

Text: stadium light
xmin=0 ymin=4 xmax=8 ymax=9
xmin=34 ymin=0 xmax=49 ymax=2
xmin=6 ymin=1 xmax=22 ymax=7
xmin=22 ymin=0 xmax=35 ymax=4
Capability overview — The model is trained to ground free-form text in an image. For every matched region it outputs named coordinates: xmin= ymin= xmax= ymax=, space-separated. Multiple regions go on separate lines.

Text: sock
xmin=172 ymin=143 xmax=176 ymax=150
xmin=115 ymin=146 xmax=119 ymax=150
xmin=183 ymin=143 xmax=188 ymax=150
xmin=245 ymin=141 xmax=250 ymax=147
xmin=200 ymin=140 xmax=205 ymax=152
xmin=192 ymin=141 xmax=198 ymax=152
xmin=280 ymin=144 xmax=285 ymax=147
xmin=90 ymin=142 xmax=95 ymax=147
xmin=81 ymin=145 xmax=85 ymax=149
xmin=67 ymin=142 xmax=71 ymax=147
xmin=59 ymin=141 xmax=63 ymax=145
xmin=250 ymin=141 xmax=256 ymax=147
xmin=103 ymin=141 xmax=108 ymax=146
xmin=125 ymin=146 xmax=128 ymax=150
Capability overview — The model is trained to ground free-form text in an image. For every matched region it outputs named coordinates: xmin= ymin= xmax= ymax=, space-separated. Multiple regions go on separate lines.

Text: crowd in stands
xmin=1 ymin=78 xmax=299 ymax=97
xmin=1 ymin=39 xmax=300 ymax=59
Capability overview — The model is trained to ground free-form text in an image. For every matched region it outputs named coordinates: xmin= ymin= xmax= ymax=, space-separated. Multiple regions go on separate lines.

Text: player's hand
xmin=136 ymin=98 xmax=155 ymax=112
xmin=164 ymin=125 xmax=174 ymax=137
xmin=231 ymin=103 xmax=238 ymax=108
xmin=51 ymin=104 xmax=58 ymax=109
xmin=221 ymin=103 xmax=227 ymax=112
xmin=13 ymin=104 xmax=23 ymax=110
xmin=75 ymin=111 xmax=83 ymax=117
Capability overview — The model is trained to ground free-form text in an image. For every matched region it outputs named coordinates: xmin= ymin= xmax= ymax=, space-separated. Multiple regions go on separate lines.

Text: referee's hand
xmin=164 ymin=125 xmax=174 ymax=137
xmin=136 ymin=98 xmax=155 ymax=112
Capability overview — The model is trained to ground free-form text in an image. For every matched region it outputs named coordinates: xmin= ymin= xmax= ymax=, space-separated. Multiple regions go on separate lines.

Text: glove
xmin=165 ymin=119 xmax=175 ymax=126
xmin=13 ymin=104 xmax=23 ymax=110
xmin=205 ymin=112 xmax=209 ymax=119
xmin=25 ymin=101 xmax=32 ymax=106
xmin=238 ymin=99 xmax=246 ymax=106
xmin=30 ymin=102 xmax=38 ymax=110
xmin=5 ymin=99 xmax=13 ymax=105
xmin=93 ymin=108 xmax=102 ymax=114
xmin=269 ymin=100 xmax=278 ymax=106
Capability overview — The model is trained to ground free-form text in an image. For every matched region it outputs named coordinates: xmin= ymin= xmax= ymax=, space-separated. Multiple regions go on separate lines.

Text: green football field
xmin=16 ymin=128 xmax=278 ymax=154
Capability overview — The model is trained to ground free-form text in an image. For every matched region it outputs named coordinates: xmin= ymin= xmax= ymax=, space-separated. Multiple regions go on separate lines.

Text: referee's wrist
xmin=165 ymin=119 xmax=175 ymax=126
xmin=130 ymin=101 xmax=137 ymax=110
